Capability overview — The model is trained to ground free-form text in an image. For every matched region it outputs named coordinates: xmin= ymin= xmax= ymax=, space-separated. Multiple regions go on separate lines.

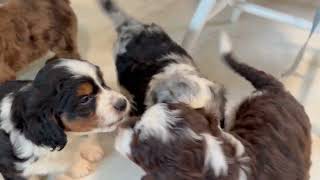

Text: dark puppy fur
xmin=0 ymin=59 xmax=129 ymax=179
xmin=220 ymin=34 xmax=311 ymax=180
xmin=0 ymin=0 xmax=80 ymax=83
xmin=114 ymin=34 xmax=311 ymax=180
xmin=98 ymin=0 xmax=226 ymax=126
xmin=0 ymin=130 xmax=25 ymax=180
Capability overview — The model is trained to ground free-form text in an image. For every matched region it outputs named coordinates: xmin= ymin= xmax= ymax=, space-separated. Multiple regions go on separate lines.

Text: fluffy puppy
xmin=114 ymin=34 xmax=311 ymax=180
xmin=115 ymin=103 xmax=229 ymax=180
xmin=98 ymin=0 xmax=226 ymax=124
xmin=0 ymin=0 xmax=80 ymax=83
xmin=0 ymin=59 xmax=130 ymax=180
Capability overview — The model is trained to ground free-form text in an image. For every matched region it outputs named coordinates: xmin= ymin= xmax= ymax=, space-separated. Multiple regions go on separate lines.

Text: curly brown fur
xmin=221 ymin=33 xmax=311 ymax=180
xmin=0 ymin=0 xmax=80 ymax=83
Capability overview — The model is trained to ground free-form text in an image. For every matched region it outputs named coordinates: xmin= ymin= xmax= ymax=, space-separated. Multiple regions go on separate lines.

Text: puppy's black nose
xmin=113 ymin=98 xmax=127 ymax=112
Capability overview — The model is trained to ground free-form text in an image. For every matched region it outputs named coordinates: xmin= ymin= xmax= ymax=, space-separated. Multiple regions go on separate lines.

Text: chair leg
xmin=230 ymin=8 xmax=242 ymax=23
xmin=207 ymin=0 xmax=229 ymax=21
xmin=230 ymin=0 xmax=245 ymax=23
xmin=237 ymin=2 xmax=313 ymax=30
xmin=182 ymin=0 xmax=217 ymax=53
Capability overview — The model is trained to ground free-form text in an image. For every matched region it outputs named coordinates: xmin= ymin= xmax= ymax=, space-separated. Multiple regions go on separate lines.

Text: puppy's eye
xmin=79 ymin=95 xmax=93 ymax=105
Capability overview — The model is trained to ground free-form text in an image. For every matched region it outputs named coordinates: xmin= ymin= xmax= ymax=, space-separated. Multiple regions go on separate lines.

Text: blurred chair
xmin=182 ymin=0 xmax=316 ymax=53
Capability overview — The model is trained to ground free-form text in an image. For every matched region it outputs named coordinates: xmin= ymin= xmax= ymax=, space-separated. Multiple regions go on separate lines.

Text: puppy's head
xmin=20 ymin=59 xmax=130 ymax=149
xmin=145 ymin=64 xmax=226 ymax=126
xmin=115 ymin=103 xmax=224 ymax=179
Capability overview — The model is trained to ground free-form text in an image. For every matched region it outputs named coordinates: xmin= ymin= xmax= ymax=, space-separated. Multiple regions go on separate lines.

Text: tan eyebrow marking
xmin=77 ymin=82 xmax=93 ymax=96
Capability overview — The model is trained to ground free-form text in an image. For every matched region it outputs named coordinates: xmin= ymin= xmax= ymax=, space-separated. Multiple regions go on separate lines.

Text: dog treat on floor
xmin=98 ymin=0 xmax=226 ymax=127
xmin=114 ymin=33 xmax=311 ymax=180
xmin=0 ymin=58 xmax=130 ymax=180
xmin=0 ymin=0 xmax=80 ymax=83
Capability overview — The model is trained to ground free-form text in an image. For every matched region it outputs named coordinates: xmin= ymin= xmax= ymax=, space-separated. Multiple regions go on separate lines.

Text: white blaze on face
xmin=96 ymin=89 xmax=129 ymax=129
xmin=55 ymin=59 xmax=101 ymax=87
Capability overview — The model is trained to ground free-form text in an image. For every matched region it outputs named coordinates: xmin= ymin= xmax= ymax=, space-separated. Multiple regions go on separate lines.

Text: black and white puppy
xmin=0 ymin=59 xmax=130 ymax=179
xmin=98 ymin=0 xmax=226 ymax=123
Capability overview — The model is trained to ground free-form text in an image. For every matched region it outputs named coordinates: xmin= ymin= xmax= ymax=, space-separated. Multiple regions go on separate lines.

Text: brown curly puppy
xmin=0 ymin=0 xmax=80 ymax=83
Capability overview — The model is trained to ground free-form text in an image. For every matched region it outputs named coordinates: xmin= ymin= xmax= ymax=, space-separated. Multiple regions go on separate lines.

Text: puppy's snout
xmin=113 ymin=98 xmax=127 ymax=112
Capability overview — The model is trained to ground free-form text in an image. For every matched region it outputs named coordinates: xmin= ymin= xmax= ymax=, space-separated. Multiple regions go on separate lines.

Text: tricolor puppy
xmin=0 ymin=59 xmax=130 ymax=180
xmin=98 ymin=0 xmax=226 ymax=124
xmin=114 ymin=34 xmax=311 ymax=180
xmin=0 ymin=0 xmax=80 ymax=83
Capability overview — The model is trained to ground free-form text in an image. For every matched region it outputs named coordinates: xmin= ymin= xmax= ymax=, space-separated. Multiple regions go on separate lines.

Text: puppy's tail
xmin=98 ymin=0 xmax=140 ymax=32
xmin=219 ymin=32 xmax=283 ymax=92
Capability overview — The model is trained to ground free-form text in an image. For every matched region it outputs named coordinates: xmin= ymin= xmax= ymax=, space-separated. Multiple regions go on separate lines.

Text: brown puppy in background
xmin=0 ymin=0 xmax=80 ymax=82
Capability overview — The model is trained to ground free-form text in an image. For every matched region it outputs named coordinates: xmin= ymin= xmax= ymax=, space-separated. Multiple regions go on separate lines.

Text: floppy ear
xmin=11 ymin=89 xmax=67 ymax=151
xmin=23 ymin=108 xmax=67 ymax=150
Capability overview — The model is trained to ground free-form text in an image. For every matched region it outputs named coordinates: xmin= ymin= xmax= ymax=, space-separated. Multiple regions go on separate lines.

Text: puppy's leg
xmin=66 ymin=157 xmax=97 ymax=179
xmin=0 ymin=61 xmax=16 ymax=83
xmin=80 ymin=135 xmax=105 ymax=163
xmin=53 ymin=136 xmax=98 ymax=179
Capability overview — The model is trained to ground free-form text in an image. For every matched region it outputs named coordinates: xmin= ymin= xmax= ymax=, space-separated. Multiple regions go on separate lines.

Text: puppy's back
xmin=220 ymin=32 xmax=311 ymax=179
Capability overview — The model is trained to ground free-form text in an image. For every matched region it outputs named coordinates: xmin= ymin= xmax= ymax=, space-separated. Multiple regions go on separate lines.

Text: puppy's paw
xmin=55 ymin=175 xmax=73 ymax=180
xmin=68 ymin=158 xmax=97 ymax=179
xmin=80 ymin=144 xmax=105 ymax=163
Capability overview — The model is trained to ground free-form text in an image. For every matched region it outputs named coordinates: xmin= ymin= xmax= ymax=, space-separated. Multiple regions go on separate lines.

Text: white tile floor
xmin=6 ymin=0 xmax=320 ymax=179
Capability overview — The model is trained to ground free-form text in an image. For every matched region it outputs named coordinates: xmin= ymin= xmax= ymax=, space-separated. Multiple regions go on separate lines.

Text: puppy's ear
xmin=24 ymin=108 xmax=67 ymax=150
xmin=12 ymin=90 xmax=67 ymax=150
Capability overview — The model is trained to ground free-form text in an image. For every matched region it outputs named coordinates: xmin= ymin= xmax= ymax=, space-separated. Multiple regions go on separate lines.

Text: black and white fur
xmin=98 ymin=0 xmax=226 ymax=124
xmin=0 ymin=59 xmax=130 ymax=180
